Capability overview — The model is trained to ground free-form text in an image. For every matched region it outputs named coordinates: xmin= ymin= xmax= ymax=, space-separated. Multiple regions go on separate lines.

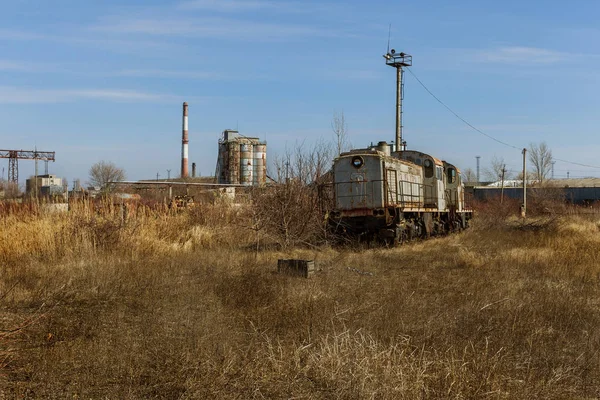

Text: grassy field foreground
xmin=1 ymin=202 xmax=600 ymax=398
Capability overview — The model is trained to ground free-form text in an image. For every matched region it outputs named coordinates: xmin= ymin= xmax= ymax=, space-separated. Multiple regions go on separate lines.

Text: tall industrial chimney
xmin=181 ymin=102 xmax=189 ymax=178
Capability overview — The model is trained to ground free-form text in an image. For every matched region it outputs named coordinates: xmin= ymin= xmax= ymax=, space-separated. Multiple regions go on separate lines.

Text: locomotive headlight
xmin=351 ymin=156 xmax=364 ymax=169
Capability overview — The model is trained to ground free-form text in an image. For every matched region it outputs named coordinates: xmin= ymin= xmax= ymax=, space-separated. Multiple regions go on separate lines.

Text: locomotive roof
xmin=397 ymin=150 xmax=443 ymax=166
xmin=442 ymin=160 xmax=461 ymax=174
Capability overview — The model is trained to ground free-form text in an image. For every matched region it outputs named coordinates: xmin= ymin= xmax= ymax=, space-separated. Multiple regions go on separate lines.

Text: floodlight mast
xmin=383 ymin=50 xmax=412 ymax=151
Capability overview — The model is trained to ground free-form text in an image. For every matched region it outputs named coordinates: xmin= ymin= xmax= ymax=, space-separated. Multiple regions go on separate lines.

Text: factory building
xmin=215 ymin=130 xmax=267 ymax=186
xmin=26 ymin=174 xmax=65 ymax=197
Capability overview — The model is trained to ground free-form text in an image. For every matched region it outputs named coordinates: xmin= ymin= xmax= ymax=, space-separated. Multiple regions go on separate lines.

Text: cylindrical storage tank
xmin=377 ymin=141 xmax=391 ymax=156
xmin=217 ymin=143 xmax=226 ymax=183
xmin=240 ymin=143 xmax=253 ymax=186
xmin=253 ymin=144 xmax=267 ymax=186
xmin=228 ymin=141 xmax=240 ymax=184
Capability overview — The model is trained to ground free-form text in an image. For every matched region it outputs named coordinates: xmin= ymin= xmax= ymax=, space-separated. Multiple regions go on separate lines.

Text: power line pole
xmin=551 ymin=161 xmax=556 ymax=179
xmin=384 ymin=49 xmax=412 ymax=151
xmin=167 ymin=169 xmax=171 ymax=180
xmin=500 ymin=164 xmax=506 ymax=204
xmin=476 ymin=156 xmax=481 ymax=183
xmin=522 ymin=148 xmax=527 ymax=218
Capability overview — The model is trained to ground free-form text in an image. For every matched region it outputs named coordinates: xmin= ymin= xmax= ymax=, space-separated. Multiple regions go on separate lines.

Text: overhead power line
xmin=405 ymin=68 xmax=600 ymax=170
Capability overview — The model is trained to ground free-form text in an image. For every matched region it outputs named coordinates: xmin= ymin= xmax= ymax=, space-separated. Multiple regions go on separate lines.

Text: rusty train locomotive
xmin=328 ymin=141 xmax=472 ymax=243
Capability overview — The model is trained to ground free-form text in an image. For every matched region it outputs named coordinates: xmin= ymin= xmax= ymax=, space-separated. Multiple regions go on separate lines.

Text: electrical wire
xmin=405 ymin=67 xmax=600 ymax=170
xmin=405 ymin=67 xmax=519 ymax=150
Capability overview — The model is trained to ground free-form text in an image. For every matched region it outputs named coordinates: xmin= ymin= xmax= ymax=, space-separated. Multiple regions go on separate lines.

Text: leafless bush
xmin=471 ymin=196 xmax=521 ymax=229
xmin=251 ymin=141 xmax=334 ymax=248
xmin=527 ymin=187 xmax=568 ymax=215
xmin=250 ymin=181 xmax=327 ymax=248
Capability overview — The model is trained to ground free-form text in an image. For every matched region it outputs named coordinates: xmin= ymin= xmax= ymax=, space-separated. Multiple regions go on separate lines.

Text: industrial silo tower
xmin=216 ymin=130 xmax=267 ymax=186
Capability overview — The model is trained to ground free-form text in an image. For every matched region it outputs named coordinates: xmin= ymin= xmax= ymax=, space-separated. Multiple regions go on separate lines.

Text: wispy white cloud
xmin=116 ymin=69 xmax=221 ymax=79
xmin=0 ymin=29 xmax=47 ymax=41
xmin=472 ymin=46 xmax=591 ymax=65
xmin=115 ymin=69 xmax=271 ymax=81
xmin=92 ymin=16 xmax=352 ymax=40
xmin=178 ymin=0 xmax=334 ymax=14
xmin=179 ymin=0 xmax=277 ymax=11
xmin=0 ymin=60 xmax=38 ymax=72
xmin=0 ymin=87 xmax=175 ymax=104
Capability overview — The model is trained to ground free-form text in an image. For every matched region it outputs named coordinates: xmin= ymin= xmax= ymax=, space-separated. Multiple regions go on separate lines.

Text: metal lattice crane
xmin=0 ymin=149 xmax=56 ymax=184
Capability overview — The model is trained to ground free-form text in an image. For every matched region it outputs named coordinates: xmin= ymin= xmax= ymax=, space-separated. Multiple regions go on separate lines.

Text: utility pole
xmin=567 ymin=171 xmax=570 ymax=179
xmin=500 ymin=164 xmax=506 ymax=204
xmin=156 ymin=172 xmax=160 ymax=182
xmin=384 ymin=49 xmax=412 ymax=151
xmin=476 ymin=156 xmax=481 ymax=183
xmin=167 ymin=169 xmax=171 ymax=180
xmin=34 ymin=148 xmax=38 ymax=199
xmin=522 ymin=148 xmax=527 ymax=218
xmin=551 ymin=161 xmax=556 ymax=180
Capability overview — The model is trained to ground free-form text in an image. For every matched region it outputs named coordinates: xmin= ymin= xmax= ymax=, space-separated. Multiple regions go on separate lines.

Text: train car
xmin=328 ymin=141 xmax=472 ymax=244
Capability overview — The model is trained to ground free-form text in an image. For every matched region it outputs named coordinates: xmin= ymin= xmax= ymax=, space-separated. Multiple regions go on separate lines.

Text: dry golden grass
xmin=2 ymin=200 xmax=600 ymax=398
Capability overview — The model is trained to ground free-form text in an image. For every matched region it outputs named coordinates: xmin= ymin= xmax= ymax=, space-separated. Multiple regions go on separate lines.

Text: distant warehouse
xmin=26 ymin=174 xmax=65 ymax=197
xmin=471 ymin=178 xmax=600 ymax=205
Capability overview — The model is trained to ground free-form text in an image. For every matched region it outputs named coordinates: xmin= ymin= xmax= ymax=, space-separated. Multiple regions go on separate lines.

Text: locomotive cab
xmin=397 ymin=150 xmax=446 ymax=211
xmin=443 ymin=161 xmax=465 ymax=212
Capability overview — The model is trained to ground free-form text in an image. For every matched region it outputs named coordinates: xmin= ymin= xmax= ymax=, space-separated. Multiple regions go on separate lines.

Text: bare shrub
xmin=470 ymin=195 xmax=521 ymax=229
xmin=527 ymin=187 xmax=567 ymax=215
xmin=252 ymin=141 xmax=334 ymax=248
xmin=249 ymin=181 xmax=327 ymax=248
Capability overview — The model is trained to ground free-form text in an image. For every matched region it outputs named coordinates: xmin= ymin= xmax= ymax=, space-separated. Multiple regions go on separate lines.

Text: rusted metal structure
xmin=181 ymin=102 xmax=189 ymax=178
xmin=0 ymin=149 xmax=55 ymax=184
xmin=215 ymin=130 xmax=267 ymax=186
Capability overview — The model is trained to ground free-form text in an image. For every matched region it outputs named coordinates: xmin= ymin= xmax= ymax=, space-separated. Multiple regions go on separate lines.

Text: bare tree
xmin=483 ymin=155 xmax=511 ymax=181
xmin=88 ymin=161 xmax=126 ymax=190
xmin=254 ymin=140 xmax=334 ymax=248
xmin=462 ymin=168 xmax=477 ymax=183
xmin=528 ymin=142 xmax=553 ymax=183
xmin=272 ymin=139 xmax=333 ymax=185
xmin=331 ymin=110 xmax=349 ymax=155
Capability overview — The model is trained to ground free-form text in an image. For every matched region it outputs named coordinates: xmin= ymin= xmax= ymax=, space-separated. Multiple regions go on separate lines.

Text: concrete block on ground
xmin=277 ymin=259 xmax=315 ymax=278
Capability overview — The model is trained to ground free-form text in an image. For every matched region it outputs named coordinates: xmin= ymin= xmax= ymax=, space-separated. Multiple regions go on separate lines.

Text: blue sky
xmin=2 ymin=0 xmax=600 ymax=185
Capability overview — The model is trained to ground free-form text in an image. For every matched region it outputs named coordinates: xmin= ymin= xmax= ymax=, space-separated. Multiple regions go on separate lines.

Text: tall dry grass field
xmin=1 ymin=199 xmax=600 ymax=398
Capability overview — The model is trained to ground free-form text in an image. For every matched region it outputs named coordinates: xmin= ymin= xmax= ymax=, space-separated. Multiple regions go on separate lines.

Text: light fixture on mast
xmin=383 ymin=49 xmax=412 ymax=151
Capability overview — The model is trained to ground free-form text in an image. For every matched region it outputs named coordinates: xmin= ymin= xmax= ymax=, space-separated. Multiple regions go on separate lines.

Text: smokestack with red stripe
xmin=181 ymin=102 xmax=189 ymax=178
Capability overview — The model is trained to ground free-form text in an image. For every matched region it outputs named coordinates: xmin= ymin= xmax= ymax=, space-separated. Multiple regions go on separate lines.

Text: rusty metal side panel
xmin=334 ymin=154 xmax=384 ymax=210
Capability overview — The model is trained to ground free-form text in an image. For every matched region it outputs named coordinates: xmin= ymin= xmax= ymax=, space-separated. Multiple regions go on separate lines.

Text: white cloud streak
xmin=474 ymin=46 xmax=563 ymax=64
xmin=178 ymin=0 xmax=333 ymax=14
xmin=0 ymin=87 xmax=174 ymax=104
xmin=115 ymin=69 xmax=271 ymax=81
xmin=0 ymin=60 xmax=35 ymax=72
xmin=179 ymin=0 xmax=277 ymax=11
xmin=92 ymin=16 xmax=351 ymax=40
xmin=472 ymin=46 xmax=599 ymax=65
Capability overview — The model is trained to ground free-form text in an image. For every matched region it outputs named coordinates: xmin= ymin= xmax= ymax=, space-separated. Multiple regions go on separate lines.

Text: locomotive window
xmin=424 ymin=159 xmax=433 ymax=178
xmin=447 ymin=167 xmax=456 ymax=184
xmin=351 ymin=156 xmax=364 ymax=169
